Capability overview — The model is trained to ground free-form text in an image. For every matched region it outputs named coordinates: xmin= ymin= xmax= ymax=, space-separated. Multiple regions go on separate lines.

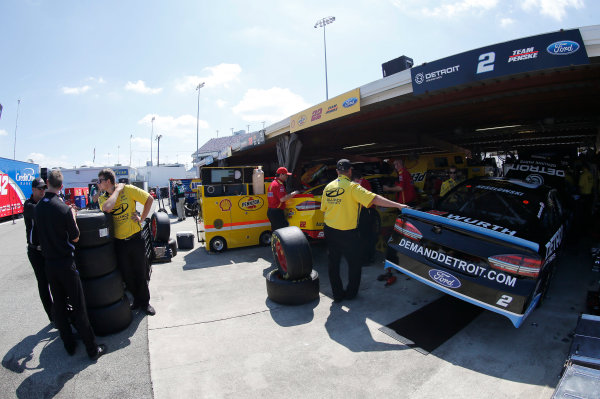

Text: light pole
xmin=314 ymin=16 xmax=335 ymax=100
xmin=196 ymin=82 xmax=205 ymax=166
xmin=156 ymin=134 xmax=163 ymax=166
xmin=129 ymin=134 xmax=133 ymax=166
xmin=117 ymin=145 xmax=120 ymax=165
xmin=13 ymin=99 xmax=21 ymax=160
xmin=150 ymin=116 xmax=155 ymax=166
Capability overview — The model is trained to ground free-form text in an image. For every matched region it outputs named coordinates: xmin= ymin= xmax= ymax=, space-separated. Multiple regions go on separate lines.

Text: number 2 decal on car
xmin=496 ymin=295 xmax=513 ymax=307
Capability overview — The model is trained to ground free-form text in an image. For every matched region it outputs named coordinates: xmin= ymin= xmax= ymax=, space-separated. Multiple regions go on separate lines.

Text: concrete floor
xmin=0 ymin=209 xmax=597 ymax=398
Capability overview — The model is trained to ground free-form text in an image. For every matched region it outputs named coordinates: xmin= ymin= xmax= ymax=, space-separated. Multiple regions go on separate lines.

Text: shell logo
xmin=219 ymin=199 xmax=232 ymax=211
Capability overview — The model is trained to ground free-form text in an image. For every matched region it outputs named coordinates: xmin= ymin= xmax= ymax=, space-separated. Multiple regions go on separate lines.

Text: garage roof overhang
xmin=226 ymin=25 xmax=600 ymax=166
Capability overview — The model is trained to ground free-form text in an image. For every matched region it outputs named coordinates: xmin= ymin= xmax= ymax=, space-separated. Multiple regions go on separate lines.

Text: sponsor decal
xmin=445 ymin=213 xmax=517 ymax=236
xmin=342 ymin=97 xmax=358 ymax=108
xmin=475 ymin=184 xmax=524 ymax=197
xmin=219 ymin=199 xmax=232 ymax=211
xmin=317 ymin=231 xmax=324 ymax=238
xmin=311 ymin=108 xmax=322 ymax=122
xmin=426 ymin=210 xmax=448 ymax=216
xmin=507 ymin=47 xmax=538 ymax=63
xmin=504 ymin=162 xmax=565 ymax=177
xmin=111 ymin=203 xmax=129 ymax=216
xmin=545 ymin=225 xmax=564 ymax=257
xmin=325 ymin=188 xmax=345 ymax=197
xmin=414 ymin=65 xmax=460 ymax=85
xmin=238 ymin=196 xmax=264 ymax=211
xmin=298 ymin=115 xmax=307 ymax=126
xmin=326 ymin=104 xmax=338 ymax=114
xmin=547 ymin=40 xmax=580 ymax=56
xmin=525 ymin=174 xmax=544 ymax=185
xmin=398 ymin=238 xmax=517 ymax=287
xmin=428 ymin=269 xmax=461 ymax=289
xmin=15 ymin=168 xmax=35 ymax=182
xmin=290 ymin=120 xmax=296 ymax=129
xmin=410 ymin=172 xmax=425 ymax=183
xmin=299 ymin=221 xmax=306 ymax=228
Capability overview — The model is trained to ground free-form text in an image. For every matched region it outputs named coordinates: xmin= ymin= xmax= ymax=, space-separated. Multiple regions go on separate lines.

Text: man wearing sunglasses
xmin=440 ymin=166 xmax=459 ymax=197
xmin=23 ymin=177 xmax=53 ymax=323
xmin=97 ymin=169 xmax=156 ymax=316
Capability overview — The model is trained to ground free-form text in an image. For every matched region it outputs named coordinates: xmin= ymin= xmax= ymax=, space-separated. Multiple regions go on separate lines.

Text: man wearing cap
xmin=174 ymin=180 xmax=186 ymax=221
xmin=23 ymin=177 xmax=53 ymax=322
xmin=321 ymin=159 xmax=410 ymax=302
xmin=267 ymin=167 xmax=299 ymax=231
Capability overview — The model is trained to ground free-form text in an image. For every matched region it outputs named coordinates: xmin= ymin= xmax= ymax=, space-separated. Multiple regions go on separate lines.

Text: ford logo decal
xmin=342 ymin=97 xmax=358 ymax=108
xmin=547 ymin=40 xmax=580 ymax=55
xmin=428 ymin=269 xmax=461 ymax=289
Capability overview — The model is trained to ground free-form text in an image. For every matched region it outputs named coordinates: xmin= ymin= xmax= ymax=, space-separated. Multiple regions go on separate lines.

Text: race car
xmin=385 ymin=176 xmax=569 ymax=327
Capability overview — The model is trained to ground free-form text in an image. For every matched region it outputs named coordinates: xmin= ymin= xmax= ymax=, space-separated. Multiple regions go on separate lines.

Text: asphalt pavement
xmin=0 ymin=208 xmax=597 ymax=398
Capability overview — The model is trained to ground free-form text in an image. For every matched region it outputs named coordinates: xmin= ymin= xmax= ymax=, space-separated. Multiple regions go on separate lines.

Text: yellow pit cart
xmin=197 ymin=166 xmax=272 ymax=253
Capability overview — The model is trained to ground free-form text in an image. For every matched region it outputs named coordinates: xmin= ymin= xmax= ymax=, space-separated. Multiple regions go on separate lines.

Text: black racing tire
xmin=151 ymin=211 xmax=171 ymax=242
xmin=168 ymin=237 xmax=178 ymax=257
xmin=87 ymin=296 xmax=132 ymax=336
xmin=75 ymin=241 xmax=117 ymax=279
xmin=209 ymin=236 xmax=227 ymax=253
xmin=259 ymin=230 xmax=272 ymax=246
xmin=266 ymin=269 xmax=320 ymax=306
xmin=271 ymin=226 xmax=313 ymax=280
xmin=157 ymin=208 xmax=168 ymax=214
xmin=81 ymin=269 xmax=125 ymax=309
xmin=76 ymin=211 xmax=114 ymax=248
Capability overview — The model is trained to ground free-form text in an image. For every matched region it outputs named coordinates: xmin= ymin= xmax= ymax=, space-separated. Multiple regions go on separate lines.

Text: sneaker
xmin=384 ymin=276 xmax=397 ymax=287
xmin=89 ymin=344 xmax=107 ymax=361
xmin=144 ymin=304 xmax=156 ymax=316
xmin=377 ymin=271 xmax=392 ymax=281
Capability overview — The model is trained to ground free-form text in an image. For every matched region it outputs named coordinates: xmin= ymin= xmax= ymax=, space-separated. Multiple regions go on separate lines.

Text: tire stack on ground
xmin=150 ymin=212 xmax=175 ymax=263
xmin=266 ymin=226 xmax=319 ymax=305
xmin=75 ymin=210 xmax=132 ymax=336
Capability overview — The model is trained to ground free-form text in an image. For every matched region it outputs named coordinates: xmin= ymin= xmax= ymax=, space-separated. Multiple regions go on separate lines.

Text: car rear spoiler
xmin=400 ymin=208 xmax=539 ymax=253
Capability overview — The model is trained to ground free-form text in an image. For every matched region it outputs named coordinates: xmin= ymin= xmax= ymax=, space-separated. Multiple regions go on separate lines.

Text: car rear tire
xmin=76 ymin=211 xmax=113 ymax=248
xmin=209 ymin=236 xmax=227 ymax=253
xmin=259 ymin=231 xmax=272 ymax=246
xmin=81 ymin=269 xmax=125 ymax=309
xmin=266 ymin=269 xmax=320 ymax=306
xmin=75 ymin=241 xmax=117 ymax=279
xmin=87 ymin=296 xmax=132 ymax=336
xmin=151 ymin=211 xmax=170 ymax=242
xmin=168 ymin=238 xmax=178 ymax=257
xmin=271 ymin=226 xmax=312 ymax=280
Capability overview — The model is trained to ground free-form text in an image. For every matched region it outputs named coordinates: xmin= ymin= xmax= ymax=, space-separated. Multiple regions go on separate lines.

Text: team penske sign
xmin=290 ymin=88 xmax=360 ymax=133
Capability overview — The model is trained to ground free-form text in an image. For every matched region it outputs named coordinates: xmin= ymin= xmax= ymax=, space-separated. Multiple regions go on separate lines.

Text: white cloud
xmin=61 ymin=85 xmax=91 ymax=95
xmin=521 ymin=0 xmax=583 ymax=21
xmin=125 ymin=80 xmax=163 ymax=94
xmin=137 ymin=114 xmax=209 ymax=142
xmin=216 ymin=99 xmax=227 ymax=108
xmin=86 ymin=76 xmax=106 ymax=84
xmin=175 ymin=63 xmax=242 ymax=92
xmin=390 ymin=0 xmax=499 ymax=18
xmin=500 ymin=17 xmax=515 ymax=27
xmin=0 ymin=129 xmax=7 ymax=136
xmin=26 ymin=152 xmax=73 ymax=169
xmin=232 ymin=87 xmax=310 ymax=123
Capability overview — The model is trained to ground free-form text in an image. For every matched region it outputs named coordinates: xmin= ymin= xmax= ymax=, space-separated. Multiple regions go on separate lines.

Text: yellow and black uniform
xmin=99 ymin=185 xmax=151 ymax=308
xmin=321 ymin=173 xmax=376 ymax=301
xmin=439 ymin=177 xmax=458 ymax=197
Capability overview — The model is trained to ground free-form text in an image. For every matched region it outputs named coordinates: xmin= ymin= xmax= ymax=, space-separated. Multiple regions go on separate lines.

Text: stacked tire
xmin=75 ymin=210 xmax=132 ymax=336
xmin=266 ymin=226 xmax=319 ymax=305
xmin=150 ymin=212 xmax=175 ymax=263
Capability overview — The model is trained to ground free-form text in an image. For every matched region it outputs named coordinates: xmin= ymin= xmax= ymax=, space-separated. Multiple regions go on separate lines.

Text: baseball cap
xmin=336 ymin=159 xmax=353 ymax=171
xmin=32 ymin=177 xmax=47 ymax=189
xmin=276 ymin=167 xmax=292 ymax=175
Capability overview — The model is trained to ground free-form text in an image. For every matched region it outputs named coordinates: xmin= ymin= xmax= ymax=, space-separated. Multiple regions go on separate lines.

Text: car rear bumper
xmin=384 ymin=252 xmax=540 ymax=328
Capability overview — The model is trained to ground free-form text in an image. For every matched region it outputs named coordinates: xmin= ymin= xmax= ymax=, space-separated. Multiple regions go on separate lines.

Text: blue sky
xmin=0 ymin=0 xmax=596 ymax=170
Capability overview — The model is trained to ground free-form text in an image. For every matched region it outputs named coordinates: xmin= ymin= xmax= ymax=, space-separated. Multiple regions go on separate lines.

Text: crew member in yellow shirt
xmin=439 ymin=166 xmax=459 ymax=197
xmin=321 ymin=159 xmax=410 ymax=302
xmin=98 ymin=169 xmax=156 ymax=316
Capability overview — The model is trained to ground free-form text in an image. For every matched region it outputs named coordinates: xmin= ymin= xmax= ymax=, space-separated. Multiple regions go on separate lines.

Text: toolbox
xmin=176 ymin=231 xmax=195 ymax=250
xmin=552 ymin=363 xmax=600 ymax=398
xmin=566 ymin=314 xmax=600 ymax=370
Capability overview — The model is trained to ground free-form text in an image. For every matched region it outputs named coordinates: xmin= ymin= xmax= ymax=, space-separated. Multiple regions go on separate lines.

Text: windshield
xmin=438 ymin=182 xmax=542 ymax=229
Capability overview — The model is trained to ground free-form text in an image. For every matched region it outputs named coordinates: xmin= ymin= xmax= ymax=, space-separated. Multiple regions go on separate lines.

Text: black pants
xmin=324 ymin=225 xmax=363 ymax=300
xmin=267 ymin=208 xmax=289 ymax=231
xmin=115 ymin=233 xmax=150 ymax=307
xmin=357 ymin=208 xmax=377 ymax=263
xmin=45 ymin=258 xmax=97 ymax=356
xmin=27 ymin=248 xmax=53 ymax=321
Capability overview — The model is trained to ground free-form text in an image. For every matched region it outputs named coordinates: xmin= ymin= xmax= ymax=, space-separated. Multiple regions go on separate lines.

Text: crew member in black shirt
xmin=23 ymin=177 xmax=53 ymax=322
xmin=34 ymin=169 xmax=106 ymax=360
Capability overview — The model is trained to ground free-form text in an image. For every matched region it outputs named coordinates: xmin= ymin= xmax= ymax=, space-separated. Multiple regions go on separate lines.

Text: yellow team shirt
xmin=320 ymin=175 xmax=376 ymax=230
xmin=98 ymin=184 xmax=150 ymax=239
xmin=439 ymin=178 xmax=458 ymax=197
xmin=579 ymin=168 xmax=593 ymax=195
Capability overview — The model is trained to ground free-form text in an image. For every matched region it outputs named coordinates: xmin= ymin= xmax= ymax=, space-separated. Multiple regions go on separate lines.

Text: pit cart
xmin=196 ymin=166 xmax=271 ymax=253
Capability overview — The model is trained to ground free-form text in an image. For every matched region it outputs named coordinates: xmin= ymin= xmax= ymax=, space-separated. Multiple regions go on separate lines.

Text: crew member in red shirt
xmin=267 ymin=167 xmax=299 ymax=231
xmin=383 ymin=158 xmax=416 ymax=205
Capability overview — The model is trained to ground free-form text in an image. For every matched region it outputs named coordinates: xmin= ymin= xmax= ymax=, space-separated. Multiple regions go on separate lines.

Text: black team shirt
xmin=34 ymin=192 xmax=80 ymax=260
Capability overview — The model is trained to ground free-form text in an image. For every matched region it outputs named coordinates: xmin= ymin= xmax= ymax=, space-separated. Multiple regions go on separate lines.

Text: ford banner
xmin=0 ymin=157 xmax=40 ymax=218
xmin=411 ymin=29 xmax=589 ymax=95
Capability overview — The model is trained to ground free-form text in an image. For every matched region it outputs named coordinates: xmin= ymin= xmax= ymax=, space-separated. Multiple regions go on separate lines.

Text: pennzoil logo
xmin=238 ymin=196 xmax=264 ymax=211
xmin=326 ymin=104 xmax=338 ymax=114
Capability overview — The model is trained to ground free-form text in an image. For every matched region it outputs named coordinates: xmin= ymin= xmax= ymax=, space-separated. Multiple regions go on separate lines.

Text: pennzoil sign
xmin=238 ymin=196 xmax=264 ymax=211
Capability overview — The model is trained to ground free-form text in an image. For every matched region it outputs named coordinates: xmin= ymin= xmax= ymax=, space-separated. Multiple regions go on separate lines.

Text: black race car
xmin=385 ymin=177 xmax=568 ymax=327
